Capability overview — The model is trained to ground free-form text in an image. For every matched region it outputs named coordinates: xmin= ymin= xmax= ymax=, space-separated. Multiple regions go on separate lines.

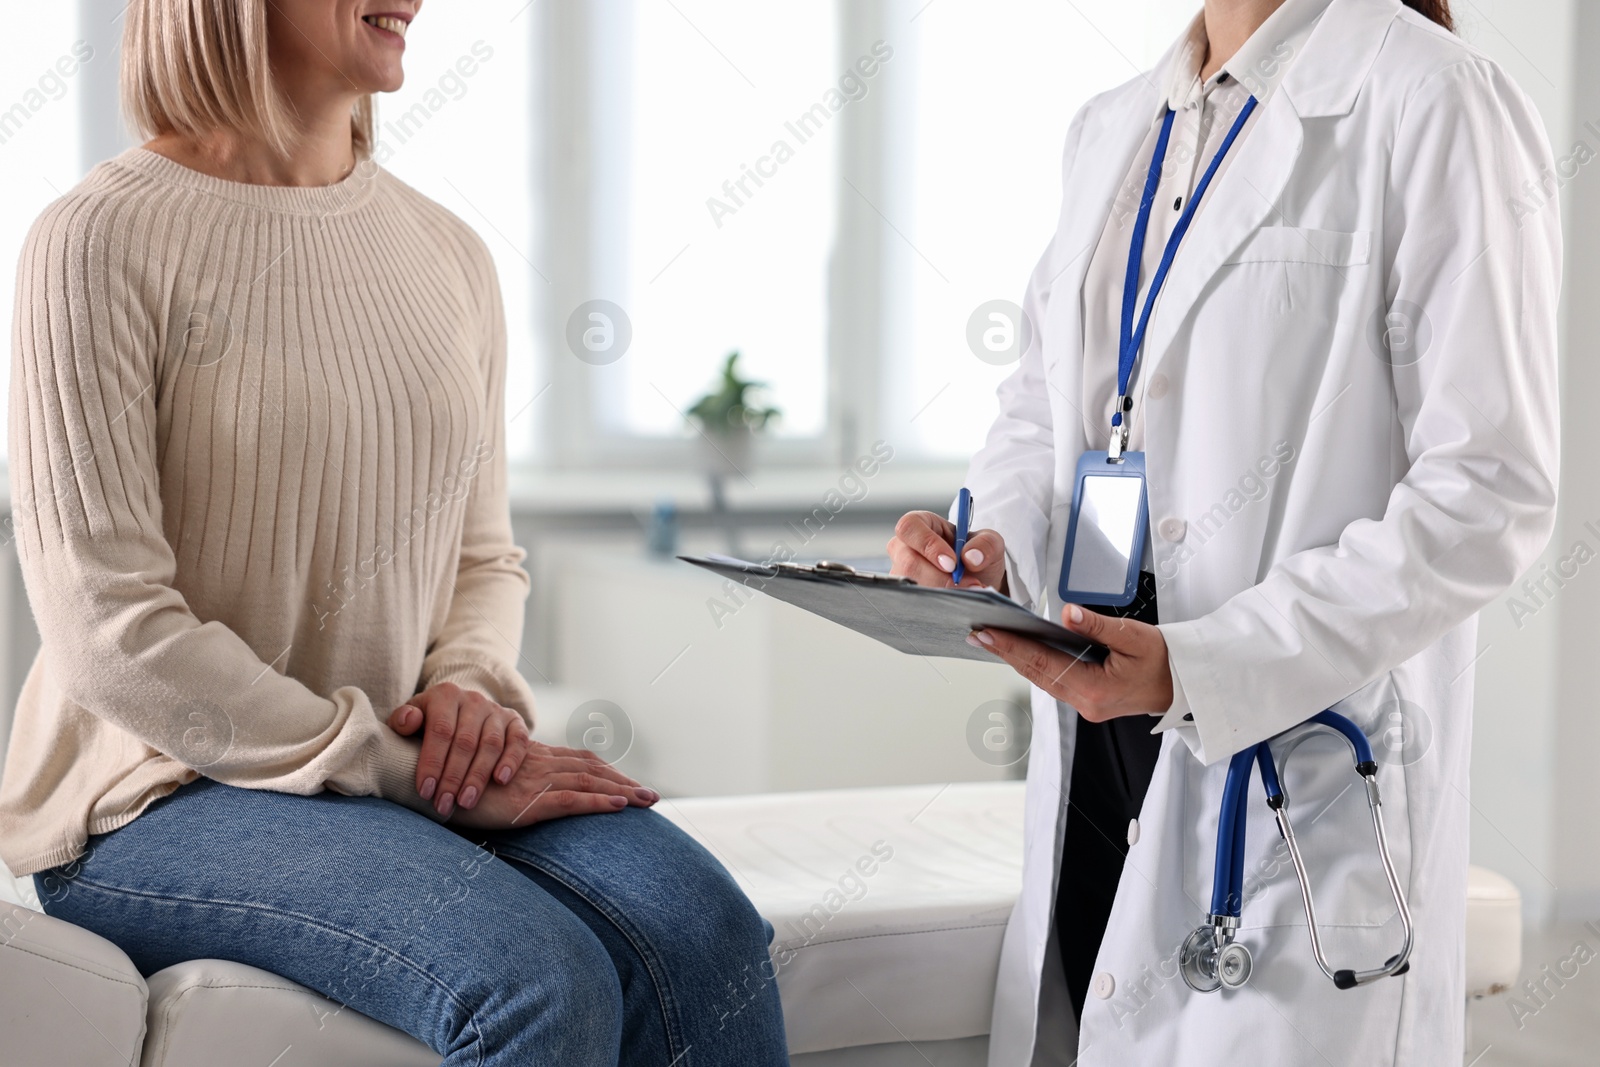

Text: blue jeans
xmin=35 ymin=778 xmax=789 ymax=1066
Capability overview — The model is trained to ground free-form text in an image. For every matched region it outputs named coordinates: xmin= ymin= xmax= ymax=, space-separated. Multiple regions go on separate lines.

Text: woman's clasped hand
xmin=388 ymin=681 xmax=658 ymax=825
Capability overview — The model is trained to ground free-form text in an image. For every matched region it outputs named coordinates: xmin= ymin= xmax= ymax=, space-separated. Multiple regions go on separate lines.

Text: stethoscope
xmin=1179 ymin=709 xmax=1415 ymax=993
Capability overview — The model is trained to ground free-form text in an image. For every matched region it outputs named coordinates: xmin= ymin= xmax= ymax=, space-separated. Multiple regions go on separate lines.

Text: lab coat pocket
xmin=1182 ymin=723 xmax=1406 ymax=933
xmin=1257 ymin=728 xmax=1399 ymax=930
xmin=1222 ymin=226 xmax=1372 ymax=268
xmin=1202 ymin=226 xmax=1372 ymax=338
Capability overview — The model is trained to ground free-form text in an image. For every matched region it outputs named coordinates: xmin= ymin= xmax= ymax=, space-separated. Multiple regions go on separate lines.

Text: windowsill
xmin=507 ymin=462 xmax=967 ymax=516
xmin=0 ymin=461 xmax=968 ymax=519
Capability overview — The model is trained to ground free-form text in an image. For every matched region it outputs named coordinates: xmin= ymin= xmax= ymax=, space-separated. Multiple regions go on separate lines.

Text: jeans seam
xmin=58 ymin=874 xmax=485 ymax=1067
xmin=494 ymin=846 xmax=688 ymax=1061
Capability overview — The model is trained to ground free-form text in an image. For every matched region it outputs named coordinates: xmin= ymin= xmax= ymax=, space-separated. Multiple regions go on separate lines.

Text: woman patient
xmin=0 ymin=1 xmax=789 ymax=1063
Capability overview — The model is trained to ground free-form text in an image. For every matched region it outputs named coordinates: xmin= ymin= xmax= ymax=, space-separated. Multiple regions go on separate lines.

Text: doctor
xmin=888 ymin=0 xmax=1560 ymax=1063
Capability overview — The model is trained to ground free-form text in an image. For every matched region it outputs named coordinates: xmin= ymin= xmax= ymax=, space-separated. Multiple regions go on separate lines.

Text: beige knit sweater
xmin=0 ymin=147 xmax=538 ymax=877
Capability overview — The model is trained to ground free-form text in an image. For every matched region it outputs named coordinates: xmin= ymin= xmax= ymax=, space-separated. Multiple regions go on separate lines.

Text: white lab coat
xmin=966 ymin=1 xmax=1562 ymax=1064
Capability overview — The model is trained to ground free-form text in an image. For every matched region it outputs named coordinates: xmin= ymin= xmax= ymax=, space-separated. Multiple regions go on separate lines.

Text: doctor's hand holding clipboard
xmin=887 ymin=508 xmax=1175 ymax=722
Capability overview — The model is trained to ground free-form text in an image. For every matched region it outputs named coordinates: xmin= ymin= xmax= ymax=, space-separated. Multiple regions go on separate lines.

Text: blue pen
xmin=951 ymin=488 xmax=974 ymax=584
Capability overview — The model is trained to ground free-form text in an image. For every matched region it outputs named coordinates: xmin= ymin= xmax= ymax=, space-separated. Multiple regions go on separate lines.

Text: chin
xmin=358 ymin=61 xmax=406 ymax=94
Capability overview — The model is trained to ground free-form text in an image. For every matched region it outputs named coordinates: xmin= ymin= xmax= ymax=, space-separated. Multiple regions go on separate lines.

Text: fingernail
xmin=975 ymin=630 xmax=995 ymax=646
xmin=420 ymin=777 xmax=436 ymax=800
xmin=610 ymin=795 xmax=628 ymax=807
xmin=1069 ymin=605 xmax=1085 ymax=624
xmin=438 ymin=793 xmax=455 ymax=817
xmin=965 ymin=633 xmax=985 ymax=649
xmin=460 ymin=786 xmax=478 ymax=809
xmin=937 ymin=554 xmax=955 ymax=571
xmin=497 ymin=766 xmax=512 ymax=784
xmin=964 ymin=548 xmax=985 ymax=567
xmin=636 ymin=787 xmax=660 ymax=803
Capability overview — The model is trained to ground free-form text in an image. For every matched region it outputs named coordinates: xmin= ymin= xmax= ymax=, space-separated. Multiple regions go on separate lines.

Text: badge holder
xmin=1058 ymin=426 xmax=1148 ymax=609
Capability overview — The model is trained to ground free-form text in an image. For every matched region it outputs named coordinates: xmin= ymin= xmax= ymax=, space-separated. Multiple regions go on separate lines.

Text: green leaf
xmin=685 ymin=350 xmax=782 ymax=435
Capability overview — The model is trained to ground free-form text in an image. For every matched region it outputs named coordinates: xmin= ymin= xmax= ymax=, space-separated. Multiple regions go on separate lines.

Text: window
xmin=604 ymin=0 xmax=837 ymax=441
xmin=537 ymin=0 xmax=842 ymax=468
xmin=886 ymin=0 xmax=1199 ymax=459
xmin=534 ymin=0 xmax=1197 ymax=469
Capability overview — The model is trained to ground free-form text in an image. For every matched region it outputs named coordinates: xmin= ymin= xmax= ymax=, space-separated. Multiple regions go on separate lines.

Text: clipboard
xmin=680 ymin=554 xmax=1108 ymax=665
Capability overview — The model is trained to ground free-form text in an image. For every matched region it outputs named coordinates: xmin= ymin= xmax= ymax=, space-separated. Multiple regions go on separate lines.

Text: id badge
xmin=1058 ymin=450 xmax=1149 ymax=608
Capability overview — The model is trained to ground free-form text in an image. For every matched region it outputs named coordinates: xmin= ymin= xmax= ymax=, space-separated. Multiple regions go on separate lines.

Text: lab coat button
xmin=1159 ymin=517 xmax=1187 ymax=542
xmin=1126 ymin=818 xmax=1140 ymax=847
xmin=1093 ymin=972 xmax=1116 ymax=999
xmin=1147 ymin=373 xmax=1170 ymax=399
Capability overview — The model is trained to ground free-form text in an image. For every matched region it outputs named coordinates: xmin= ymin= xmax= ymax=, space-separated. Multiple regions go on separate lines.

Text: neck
xmin=144 ymin=87 xmax=360 ymax=187
xmin=1200 ymin=0 xmax=1290 ymax=80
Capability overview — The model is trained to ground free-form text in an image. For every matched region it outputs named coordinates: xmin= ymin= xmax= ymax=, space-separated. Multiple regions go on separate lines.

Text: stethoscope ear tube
xmin=1181 ymin=710 xmax=1416 ymax=994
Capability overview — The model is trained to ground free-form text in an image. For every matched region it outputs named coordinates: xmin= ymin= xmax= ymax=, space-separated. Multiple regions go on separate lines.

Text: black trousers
xmin=1054 ymin=570 xmax=1163 ymax=1023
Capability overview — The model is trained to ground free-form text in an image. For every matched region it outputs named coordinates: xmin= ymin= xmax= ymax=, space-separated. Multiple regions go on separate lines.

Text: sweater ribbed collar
xmin=111 ymin=147 xmax=382 ymax=217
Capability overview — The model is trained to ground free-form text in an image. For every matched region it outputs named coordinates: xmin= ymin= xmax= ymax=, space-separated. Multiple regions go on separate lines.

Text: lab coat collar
xmin=1163 ymin=0 xmax=1334 ymax=114
xmin=1280 ymin=0 xmax=1404 ymax=117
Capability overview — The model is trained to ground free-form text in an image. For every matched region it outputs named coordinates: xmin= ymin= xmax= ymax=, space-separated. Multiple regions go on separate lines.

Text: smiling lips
xmin=362 ymin=13 xmax=409 ymax=39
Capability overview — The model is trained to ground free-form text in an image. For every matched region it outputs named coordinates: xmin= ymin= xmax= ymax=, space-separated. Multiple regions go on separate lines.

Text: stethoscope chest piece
xmin=1180 ymin=922 xmax=1254 ymax=993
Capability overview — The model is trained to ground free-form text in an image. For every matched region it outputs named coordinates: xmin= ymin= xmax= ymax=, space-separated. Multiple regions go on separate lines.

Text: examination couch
xmin=1 ymin=781 xmax=1523 ymax=1067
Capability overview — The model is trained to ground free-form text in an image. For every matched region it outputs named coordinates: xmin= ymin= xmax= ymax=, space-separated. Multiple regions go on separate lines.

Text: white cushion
xmin=1 ymin=899 xmax=149 ymax=1067
xmin=659 ymin=781 xmax=1023 ymax=1055
xmin=139 ymin=959 xmax=438 ymax=1067
xmin=0 ymin=865 xmax=32 ymax=907
xmin=0 ymin=787 xmax=1524 ymax=1067
xmin=792 ymin=1036 xmax=989 ymax=1066
xmin=1464 ymin=864 xmax=1521 ymax=997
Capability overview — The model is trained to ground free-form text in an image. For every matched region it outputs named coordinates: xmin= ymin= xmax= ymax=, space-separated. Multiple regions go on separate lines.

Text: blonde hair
xmin=122 ymin=0 xmax=374 ymax=159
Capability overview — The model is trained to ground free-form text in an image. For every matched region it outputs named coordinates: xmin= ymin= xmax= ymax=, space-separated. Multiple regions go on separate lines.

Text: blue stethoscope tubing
xmin=1181 ymin=710 xmax=1417 ymax=993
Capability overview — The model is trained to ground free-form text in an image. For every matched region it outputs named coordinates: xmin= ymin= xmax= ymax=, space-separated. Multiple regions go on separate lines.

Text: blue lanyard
xmin=1113 ymin=95 xmax=1259 ymax=442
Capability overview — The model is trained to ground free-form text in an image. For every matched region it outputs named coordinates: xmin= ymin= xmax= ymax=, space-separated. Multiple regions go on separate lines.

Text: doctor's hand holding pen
xmin=886 ymin=511 xmax=1010 ymax=592
xmin=887 ymin=509 xmax=1174 ymax=722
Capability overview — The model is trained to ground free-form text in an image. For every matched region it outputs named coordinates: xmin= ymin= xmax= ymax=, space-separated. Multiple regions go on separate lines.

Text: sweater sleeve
xmin=9 ymin=196 xmax=442 ymax=821
xmin=416 ymin=238 xmax=539 ymax=726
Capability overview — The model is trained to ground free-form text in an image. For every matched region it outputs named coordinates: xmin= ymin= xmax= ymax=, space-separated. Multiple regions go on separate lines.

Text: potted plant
xmin=686 ymin=350 xmax=780 ymax=476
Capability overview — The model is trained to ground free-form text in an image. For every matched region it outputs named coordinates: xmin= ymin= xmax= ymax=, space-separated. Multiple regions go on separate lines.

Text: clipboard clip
xmin=773 ymin=560 xmax=917 ymax=586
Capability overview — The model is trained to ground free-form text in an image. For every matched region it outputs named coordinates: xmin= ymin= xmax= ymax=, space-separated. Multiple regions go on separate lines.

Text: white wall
xmin=1551 ymin=0 xmax=1600 ymax=922
xmin=1451 ymin=0 xmax=1584 ymax=927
